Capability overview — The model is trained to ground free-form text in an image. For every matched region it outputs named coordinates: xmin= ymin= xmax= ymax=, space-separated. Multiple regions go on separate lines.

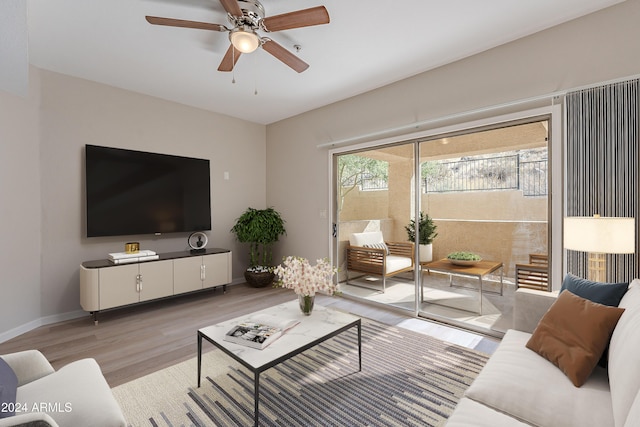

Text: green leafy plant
xmin=230 ymin=207 xmax=286 ymax=268
xmin=447 ymin=251 xmax=481 ymax=261
xmin=337 ymin=154 xmax=388 ymax=211
xmin=405 ymin=211 xmax=438 ymax=245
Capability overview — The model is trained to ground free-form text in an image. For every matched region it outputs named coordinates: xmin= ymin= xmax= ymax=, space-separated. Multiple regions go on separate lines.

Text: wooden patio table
xmin=420 ymin=258 xmax=504 ymax=315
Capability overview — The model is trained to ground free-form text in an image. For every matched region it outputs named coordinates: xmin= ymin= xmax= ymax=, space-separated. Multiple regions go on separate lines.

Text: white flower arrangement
xmin=273 ymin=256 xmax=339 ymax=297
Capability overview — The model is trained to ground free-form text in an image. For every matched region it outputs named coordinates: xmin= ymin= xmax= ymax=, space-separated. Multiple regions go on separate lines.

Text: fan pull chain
xmin=253 ymin=53 xmax=258 ymax=95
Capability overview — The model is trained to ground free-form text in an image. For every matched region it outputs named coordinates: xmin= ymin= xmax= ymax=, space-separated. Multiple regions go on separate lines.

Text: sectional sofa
xmin=447 ymin=277 xmax=640 ymax=426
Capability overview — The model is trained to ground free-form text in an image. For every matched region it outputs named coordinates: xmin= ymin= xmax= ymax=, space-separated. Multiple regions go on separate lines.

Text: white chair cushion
xmin=608 ymin=279 xmax=640 ymax=427
xmin=350 ymin=231 xmax=384 ymax=246
xmin=385 ymin=255 xmax=412 ymax=274
xmin=16 ymin=358 xmax=126 ymax=426
xmin=465 ymin=329 xmax=614 ymax=427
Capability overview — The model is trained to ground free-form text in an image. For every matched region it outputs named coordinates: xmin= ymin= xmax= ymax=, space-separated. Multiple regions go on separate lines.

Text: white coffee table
xmin=197 ymin=300 xmax=362 ymax=426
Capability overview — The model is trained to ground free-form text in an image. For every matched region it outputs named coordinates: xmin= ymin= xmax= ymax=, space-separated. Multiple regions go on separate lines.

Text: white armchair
xmin=345 ymin=231 xmax=414 ymax=292
xmin=0 ymin=350 xmax=126 ymax=427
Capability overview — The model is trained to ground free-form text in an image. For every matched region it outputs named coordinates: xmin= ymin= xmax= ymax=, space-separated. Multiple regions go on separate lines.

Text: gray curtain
xmin=565 ymin=79 xmax=639 ymax=282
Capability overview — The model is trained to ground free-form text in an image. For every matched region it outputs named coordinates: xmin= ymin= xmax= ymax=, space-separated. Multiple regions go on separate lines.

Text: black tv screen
xmin=85 ymin=145 xmax=211 ymax=237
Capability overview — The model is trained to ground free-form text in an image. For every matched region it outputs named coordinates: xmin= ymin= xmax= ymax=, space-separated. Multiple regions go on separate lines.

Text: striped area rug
xmin=112 ymin=319 xmax=489 ymax=427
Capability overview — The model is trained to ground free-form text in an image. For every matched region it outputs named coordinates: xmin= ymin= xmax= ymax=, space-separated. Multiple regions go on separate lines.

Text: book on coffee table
xmin=223 ymin=314 xmax=300 ymax=350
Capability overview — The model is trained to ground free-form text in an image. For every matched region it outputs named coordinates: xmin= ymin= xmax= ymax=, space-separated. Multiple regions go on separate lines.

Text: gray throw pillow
xmin=0 ymin=357 xmax=18 ymax=418
xmin=561 ymin=273 xmax=628 ymax=307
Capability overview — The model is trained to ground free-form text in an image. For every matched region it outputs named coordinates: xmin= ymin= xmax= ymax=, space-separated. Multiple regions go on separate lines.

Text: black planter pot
xmin=244 ymin=271 xmax=275 ymax=288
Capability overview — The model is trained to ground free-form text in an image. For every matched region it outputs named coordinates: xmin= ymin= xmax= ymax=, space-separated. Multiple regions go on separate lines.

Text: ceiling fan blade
xmin=218 ymin=44 xmax=242 ymax=72
xmin=219 ymin=0 xmax=243 ymax=17
xmin=262 ymin=6 xmax=330 ymax=32
xmin=145 ymin=16 xmax=226 ymax=32
xmin=262 ymin=39 xmax=309 ymax=73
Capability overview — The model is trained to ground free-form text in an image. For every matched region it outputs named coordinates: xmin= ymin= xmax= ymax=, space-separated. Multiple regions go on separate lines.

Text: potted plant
xmin=230 ymin=207 xmax=286 ymax=287
xmin=446 ymin=251 xmax=482 ymax=266
xmin=405 ymin=211 xmax=438 ymax=263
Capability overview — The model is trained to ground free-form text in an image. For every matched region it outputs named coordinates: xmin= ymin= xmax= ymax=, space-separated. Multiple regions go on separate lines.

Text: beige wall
xmin=1 ymin=67 xmax=266 ymax=339
xmin=266 ymin=0 xmax=640 ymax=273
xmin=0 ymin=67 xmax=41 ymax=334
xmin=426 ymin=191 xmax=547 ymax=222
xmin=340 ymin=189 xmax=388 ymax=221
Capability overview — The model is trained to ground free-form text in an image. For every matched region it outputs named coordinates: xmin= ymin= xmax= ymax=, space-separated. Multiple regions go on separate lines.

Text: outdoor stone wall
xmin=338 ymin=188 xmax=548 ymax=279
xmin=340 ymin=189 xmax=388 ymax=223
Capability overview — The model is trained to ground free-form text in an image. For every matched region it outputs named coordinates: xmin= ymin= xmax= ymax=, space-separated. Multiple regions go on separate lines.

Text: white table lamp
xmin=564 ymin=215 xmax=635 ymax=281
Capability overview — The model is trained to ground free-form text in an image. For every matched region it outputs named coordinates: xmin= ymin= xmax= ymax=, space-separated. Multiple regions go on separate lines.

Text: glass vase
xmin=298 ymin=294 xmax=315 ymax=315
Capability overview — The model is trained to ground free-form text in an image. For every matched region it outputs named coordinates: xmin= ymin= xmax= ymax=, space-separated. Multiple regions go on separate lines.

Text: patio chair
xmin=345 ymin=231 xmax=414 ymax=292
xmin=515 ymin=253 xmax=549 ymax=291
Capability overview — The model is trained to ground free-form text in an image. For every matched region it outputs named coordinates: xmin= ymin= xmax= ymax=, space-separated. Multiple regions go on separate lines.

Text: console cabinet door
xmin=202 ymin=252 xmax=232 ymax=289
xmin=139 ymin=260 xmax=174 ymax=302
xmin=173 ymin=256 xmax=204 ymax=294
xmin=99 ymin=264 xmax=139 ymax=309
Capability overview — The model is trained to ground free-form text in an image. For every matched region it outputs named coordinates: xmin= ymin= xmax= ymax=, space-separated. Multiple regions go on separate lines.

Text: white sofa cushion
xmin=465 ymin=329 xmax=614 ymax=427
xmin=623 ymin=388 xmax=640 ymax=427
xmin=608 ymin=279 xmax=640 ymax=427
xmin=446 ymin=397 xmax=530 ymax=427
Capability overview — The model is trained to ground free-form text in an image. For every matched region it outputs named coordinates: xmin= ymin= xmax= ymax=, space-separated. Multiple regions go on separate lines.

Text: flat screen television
xmin=85 ymin=144 xmax=211 ymax=238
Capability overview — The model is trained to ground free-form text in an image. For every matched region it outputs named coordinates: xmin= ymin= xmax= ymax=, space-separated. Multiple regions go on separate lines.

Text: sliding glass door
xmin=335 ymin=142 xmax=416 ymax=311
xmin=417 ymin=119 xmax=549 ymax=334
xmin=332 ymin=113 xmax=553 ymax=337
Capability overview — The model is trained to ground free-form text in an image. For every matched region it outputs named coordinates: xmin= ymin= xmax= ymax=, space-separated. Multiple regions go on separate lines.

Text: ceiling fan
xmin=146 ymin=0 xmax=330 ymax=73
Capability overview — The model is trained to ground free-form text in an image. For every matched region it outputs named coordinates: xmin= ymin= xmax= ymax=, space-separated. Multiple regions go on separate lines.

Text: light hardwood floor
xmin=0 ymin=283 xmax=497 ymax=388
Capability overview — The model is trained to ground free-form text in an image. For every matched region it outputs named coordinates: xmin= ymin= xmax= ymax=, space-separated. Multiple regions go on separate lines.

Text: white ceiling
xmin=26 ymin=0 xmax=624 ymax=124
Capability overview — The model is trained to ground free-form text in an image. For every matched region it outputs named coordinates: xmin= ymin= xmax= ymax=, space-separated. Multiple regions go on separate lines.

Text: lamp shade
xmin=564 ymin=216 xmax=635 ymax=254
xmin=230 ymin=29 xmax=260 ymax=53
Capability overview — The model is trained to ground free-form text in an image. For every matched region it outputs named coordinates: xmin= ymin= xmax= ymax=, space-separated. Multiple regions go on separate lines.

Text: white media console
xmin=80 ymin=248 xmax=232 ymax=324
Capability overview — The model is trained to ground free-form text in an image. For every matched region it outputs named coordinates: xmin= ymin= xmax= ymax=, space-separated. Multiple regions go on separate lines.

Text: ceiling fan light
xmin=230 ymin=29 xmax=260 ymax=53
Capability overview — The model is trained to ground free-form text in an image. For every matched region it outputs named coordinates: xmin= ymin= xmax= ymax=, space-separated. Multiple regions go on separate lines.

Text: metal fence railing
xmin=360 ymin=175 xmax=388 ymax=191
xmin=423 ymin=155 xmax=519 ymax=193
xmin=519 ymin=160 xmax=548 ymax=197
xmin=358 ymin=154 xmax=548 ymax=197
xmin=423 ymin=155 xmax=547 ymax=197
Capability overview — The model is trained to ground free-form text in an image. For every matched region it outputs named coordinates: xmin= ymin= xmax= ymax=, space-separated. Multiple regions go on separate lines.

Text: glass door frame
xmin=329 ymin=105 xmax=563 ymax=319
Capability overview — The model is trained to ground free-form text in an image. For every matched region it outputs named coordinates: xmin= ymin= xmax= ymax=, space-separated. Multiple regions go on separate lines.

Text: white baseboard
xmin=0 ymin=309 xmax=86 ymax=344
xmin=1 ymin=281 xmax=247 ymax=344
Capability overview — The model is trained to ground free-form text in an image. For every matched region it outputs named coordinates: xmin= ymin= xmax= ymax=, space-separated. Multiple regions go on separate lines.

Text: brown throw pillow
xmin=526 ymin=290 xmax=625 ymax=387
